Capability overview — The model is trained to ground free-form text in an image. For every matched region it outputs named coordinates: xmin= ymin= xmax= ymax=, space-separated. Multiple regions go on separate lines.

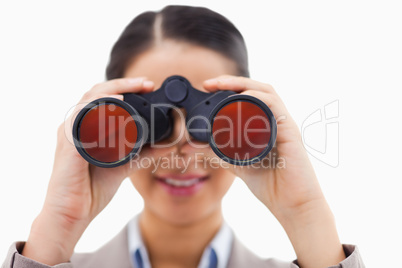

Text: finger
xmin=63 ymin=76 xmax=153 ymax=149
xmin=64 ymin=94 xmax=124 ymax=141
xmin=203 ymin=75 xmax=275 ymax=94
xmin=240 ymin=90 xmax=287 ymax=120
xmin=73 ymin=94 xmax=123 ymax=116
xmin=240 ymin=90 xmax=301 ymax=144
xmin=67 ymin=77 xmax=155 ymax=138
xmin=82 ymin=77 xmax=155 ymax=102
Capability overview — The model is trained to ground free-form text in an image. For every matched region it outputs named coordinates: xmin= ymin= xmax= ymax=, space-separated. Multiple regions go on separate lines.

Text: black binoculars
xmin=72 ymin=75 xmax=277 ymax=167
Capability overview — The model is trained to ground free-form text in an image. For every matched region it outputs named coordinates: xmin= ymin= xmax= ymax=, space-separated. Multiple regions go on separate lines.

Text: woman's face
xmin=124 ymin=41 xmax=237 ymax=225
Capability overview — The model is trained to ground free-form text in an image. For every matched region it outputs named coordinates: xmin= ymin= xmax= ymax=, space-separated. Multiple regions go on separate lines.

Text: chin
xmin=150 ymin=200 xmax=221 ymax=226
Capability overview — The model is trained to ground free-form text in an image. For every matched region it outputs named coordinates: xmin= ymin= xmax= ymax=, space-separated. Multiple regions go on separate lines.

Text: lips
xmin=164 ymin=177 xmax=203 ymax=187
xmin=155 ymin=174 xmax=209 ymax=196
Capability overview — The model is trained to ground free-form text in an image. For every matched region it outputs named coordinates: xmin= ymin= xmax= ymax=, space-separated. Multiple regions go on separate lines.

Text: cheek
xmin=208 ymin=169 xmax=235 ymax=197
xmin=129 ymin=169 xmax=154 ymax=197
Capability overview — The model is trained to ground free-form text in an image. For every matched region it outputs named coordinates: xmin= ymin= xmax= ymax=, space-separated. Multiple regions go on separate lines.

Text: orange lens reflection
xmin=212 ymin=101 xmax=271 ymax=160
xmin=79 ymin=104 xmax=138 ymax=163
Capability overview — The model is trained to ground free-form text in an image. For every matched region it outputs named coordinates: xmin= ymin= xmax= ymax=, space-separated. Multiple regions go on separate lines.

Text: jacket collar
xmin=72 ymin=222 xmax=269 ymax=268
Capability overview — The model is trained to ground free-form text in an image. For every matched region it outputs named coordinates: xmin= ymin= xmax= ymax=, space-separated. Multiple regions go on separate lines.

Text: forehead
xmin=123 ymin=40 xmax=237 ymax=90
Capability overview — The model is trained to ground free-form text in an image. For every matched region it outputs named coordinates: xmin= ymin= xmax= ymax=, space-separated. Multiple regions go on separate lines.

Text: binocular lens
xmin=211 ymin=100 xmax=272 ymax=162
xmin=78 ymin=103 xmax=138 ymax=163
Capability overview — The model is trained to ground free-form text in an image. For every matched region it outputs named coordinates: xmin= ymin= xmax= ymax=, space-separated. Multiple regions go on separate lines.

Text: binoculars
xmin=73 ymin=75 xmax=277 ymax=167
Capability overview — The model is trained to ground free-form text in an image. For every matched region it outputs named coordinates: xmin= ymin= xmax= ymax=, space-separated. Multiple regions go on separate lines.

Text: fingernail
xmin=127 ymin=77 xmax=143 ymax=84
xmin=143 ymin=80 xmax=154 ymax=88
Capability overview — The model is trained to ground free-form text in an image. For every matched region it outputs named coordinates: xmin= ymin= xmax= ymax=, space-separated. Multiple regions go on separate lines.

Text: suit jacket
xmin=2 ymin=224 xmax=365 ymax=268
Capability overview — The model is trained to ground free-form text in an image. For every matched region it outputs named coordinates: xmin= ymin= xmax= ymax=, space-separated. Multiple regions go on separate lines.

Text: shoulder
xmin=70 ymin=225 xmax=132 ymax=268
xmin=227 ymin=235 xmax=296 ymax=268
xmin=228 ymin=237 xmax=365 ymax=268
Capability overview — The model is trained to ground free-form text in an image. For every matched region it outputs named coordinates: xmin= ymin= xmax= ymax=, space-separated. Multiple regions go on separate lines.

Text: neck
xmin=139 ymin=206 xmax=223 ymax=268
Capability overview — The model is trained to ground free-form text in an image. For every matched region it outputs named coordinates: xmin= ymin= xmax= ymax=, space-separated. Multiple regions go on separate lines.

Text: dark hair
xmin=106 ymin=5 xmax=249 ymax=80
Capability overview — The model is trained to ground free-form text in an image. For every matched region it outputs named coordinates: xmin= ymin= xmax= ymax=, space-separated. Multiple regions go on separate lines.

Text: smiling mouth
xmin=155 ymin=174 xmax=209 ymax=196
xmin=157 ymin=176 xmax=209 ymax=187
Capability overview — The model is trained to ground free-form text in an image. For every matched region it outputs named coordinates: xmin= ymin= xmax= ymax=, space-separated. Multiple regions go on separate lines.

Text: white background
xmin=1 ymin=1 xmax=401 ymax=267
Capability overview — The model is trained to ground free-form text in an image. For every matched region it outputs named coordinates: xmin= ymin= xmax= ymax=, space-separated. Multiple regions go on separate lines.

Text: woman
xmin=3 ymin=5 xmax=364 ymax=268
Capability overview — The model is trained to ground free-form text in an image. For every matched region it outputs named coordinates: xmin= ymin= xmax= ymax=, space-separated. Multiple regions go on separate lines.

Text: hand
xmin=22 ymin=77 xmax=154 ymax=265
xmin=204 ymin=75 xmax=346 ymax=268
